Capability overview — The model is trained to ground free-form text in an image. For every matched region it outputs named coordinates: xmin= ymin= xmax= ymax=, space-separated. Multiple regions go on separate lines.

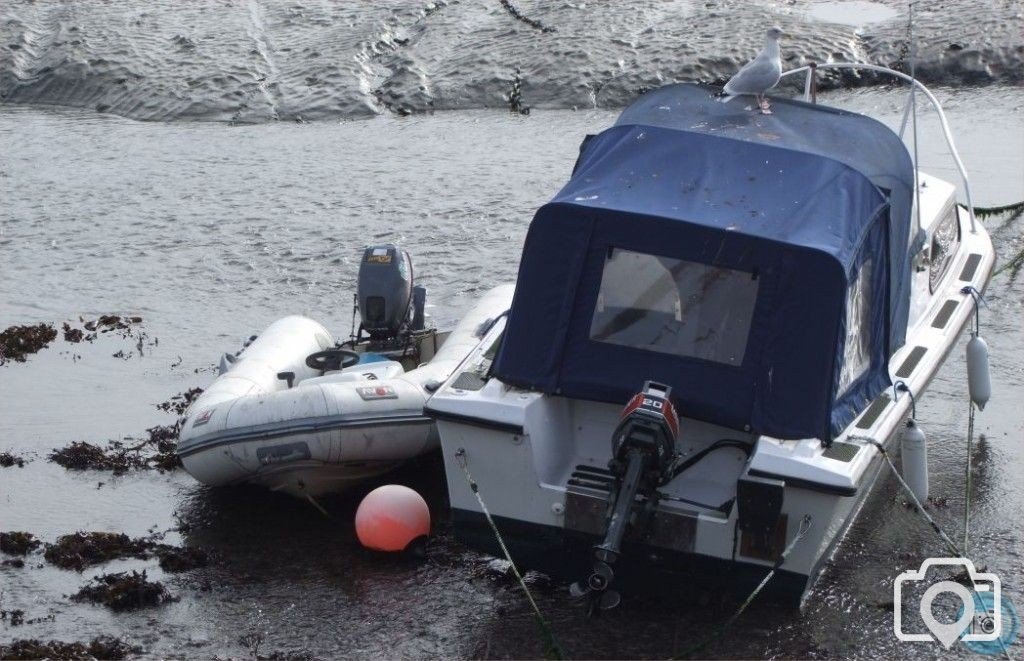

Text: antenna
xmin=908 ymin=2 xmax=923 ymax=234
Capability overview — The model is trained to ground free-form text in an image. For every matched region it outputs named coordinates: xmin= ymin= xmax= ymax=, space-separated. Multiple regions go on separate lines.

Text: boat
xmin=177 ymin=244 xmax=514 ymax=497
xmin=425 ymin=67 xmax=996 ymax=607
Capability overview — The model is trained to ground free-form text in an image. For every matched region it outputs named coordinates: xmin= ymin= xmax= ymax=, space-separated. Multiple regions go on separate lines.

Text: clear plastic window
xmin=589 ymin=249 xmax=759 ymax=365
xmin=929 ymin=206 xmax=960 ymax=292
xmin=838 ymin=259 xmax=872 ymax=394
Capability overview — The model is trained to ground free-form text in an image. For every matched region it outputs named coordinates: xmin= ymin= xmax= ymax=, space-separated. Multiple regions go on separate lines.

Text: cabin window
xmin=929 ymin=206 xmax=961 ymax=292
xmin=589 ymin=248 xmax=758 ymax=365
xmin=839 ymin=259 xmax=873 ymax=394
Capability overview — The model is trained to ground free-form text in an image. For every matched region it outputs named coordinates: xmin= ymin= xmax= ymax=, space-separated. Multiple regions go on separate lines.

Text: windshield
xmin=589 ymin=248 xmax=759 ymax=365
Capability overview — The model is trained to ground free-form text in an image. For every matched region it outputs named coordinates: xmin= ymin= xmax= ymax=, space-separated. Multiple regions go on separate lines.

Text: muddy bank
xmin=0 ymin=636 xmax=139 ymax=660
xmin=1 ymin=0 xmax=1020 ymax=122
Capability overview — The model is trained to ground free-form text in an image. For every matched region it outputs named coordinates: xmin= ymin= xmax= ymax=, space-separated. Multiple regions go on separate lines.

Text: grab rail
xmin=780 ymin=63 xmax=977 ymax=233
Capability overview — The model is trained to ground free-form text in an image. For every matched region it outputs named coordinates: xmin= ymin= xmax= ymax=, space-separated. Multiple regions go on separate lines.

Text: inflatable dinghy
xmin=177 ymin=245 xmax=514 ymax=497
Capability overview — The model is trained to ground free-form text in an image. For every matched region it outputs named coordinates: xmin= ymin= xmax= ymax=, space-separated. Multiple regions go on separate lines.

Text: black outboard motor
xmin=357 ymin=245 xmax=426 ymax=342
xmin=570 ymin=381 xmax=680 ymax=611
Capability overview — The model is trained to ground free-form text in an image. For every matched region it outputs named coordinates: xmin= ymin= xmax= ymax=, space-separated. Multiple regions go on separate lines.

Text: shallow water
xmin=1 ymin=86 xmax=1022 ymax=658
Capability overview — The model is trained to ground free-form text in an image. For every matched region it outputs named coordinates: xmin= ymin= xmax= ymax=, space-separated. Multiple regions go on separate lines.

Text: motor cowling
xmin=610 ymin=381 xmax=680 ymax=484
xmin=358 ymin=245 xmax=414 ymax=340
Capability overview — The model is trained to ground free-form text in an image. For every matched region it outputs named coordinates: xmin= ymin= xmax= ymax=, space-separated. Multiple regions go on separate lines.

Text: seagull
xmin=721 ymin=26 xmax=783 ymax=114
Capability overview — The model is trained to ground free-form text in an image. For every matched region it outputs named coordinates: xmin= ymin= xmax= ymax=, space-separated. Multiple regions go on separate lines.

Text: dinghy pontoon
xmin=177 ymin=245 xmax=513 ymax=497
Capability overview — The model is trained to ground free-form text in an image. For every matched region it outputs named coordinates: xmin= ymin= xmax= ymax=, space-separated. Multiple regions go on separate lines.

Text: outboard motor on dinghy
xmin=356 ymin=245 xmax=427 ymax=344
xmin=570 ymin=381 xmax=679 ymax=611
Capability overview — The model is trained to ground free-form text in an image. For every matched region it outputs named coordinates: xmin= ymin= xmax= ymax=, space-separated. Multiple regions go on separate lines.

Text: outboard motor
xmin=571 ymin=381 xmax=680 ymax=611
xmin=357 ymin=245 xmax=425 ymax=343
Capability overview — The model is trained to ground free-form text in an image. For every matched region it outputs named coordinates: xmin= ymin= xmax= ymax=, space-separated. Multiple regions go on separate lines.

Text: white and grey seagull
xmin=721 ymin=26 xmax=783 ymax=114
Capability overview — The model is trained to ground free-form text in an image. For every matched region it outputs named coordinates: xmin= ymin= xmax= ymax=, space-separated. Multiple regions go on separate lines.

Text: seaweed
xmin=0 ymin=323 xmax=58 ymax=364
xmin=156 ymin=387 xmax=204 ymax=416
xmin=47 ymin=388 xmax=203 ymax=474
xmin=1 ymin=609 xmax=25 ymax=625
xmin=42 ymin=531 xmax=209 ymax=573
xmin=0 ymin=451 xmax=27 ymax=468
xmin=155 ymin=545 xmax=209 ymax=573
xmin=61 ymin=323 xmax=84 ymax=343
xmin=0 ymin=636 xmax=140 ymax=659
xmin=43 ymin=532 xmax=151 ymax=571
xmin=48 ymin=441 xmax=148 ymax=474
xmin=0 ymin=532 xmax=41 ymax=556
xmin=71 ymin=570 xmax=175 ymax=611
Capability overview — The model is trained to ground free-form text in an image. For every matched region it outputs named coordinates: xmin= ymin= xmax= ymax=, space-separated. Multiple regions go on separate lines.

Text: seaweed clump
xmin=0 ymin=636 xmax=139 ymax=659
xmin=156 ymin=387 xmax=204 ymax=415
xmin=155 ymin=545 xmax=209 ymax=572
xmin=0 ymin=323 xmax=58 ymax=364
xmin=0 ymin=532 xmax=41 ymax=555
xmin=43 ymin=532 xmax=151 ymax=571
xmin=48 ymin=441 xmax=148 ymax=474
xmin=47 ymin=388 xmax=203 ymax=474
xmin=71 ymin=570 xmax=175 ymax=611
xmin=0 ymin=451 xmax=27 ymax=467
xmin=1 ymin=608 xmax=26 ymax=625
xmin=42 ymin=531 xmax=209 ymax=573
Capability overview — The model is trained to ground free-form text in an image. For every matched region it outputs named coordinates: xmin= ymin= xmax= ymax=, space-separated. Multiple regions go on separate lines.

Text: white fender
xmin=966 ymin=334 xmax=991 ymax=411
xmin=901 ymin=419 xmax=929 ymax=503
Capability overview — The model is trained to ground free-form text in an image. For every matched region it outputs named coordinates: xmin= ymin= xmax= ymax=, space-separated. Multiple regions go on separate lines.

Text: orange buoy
xmin=355 ymin=484 xmax=431 ymax=552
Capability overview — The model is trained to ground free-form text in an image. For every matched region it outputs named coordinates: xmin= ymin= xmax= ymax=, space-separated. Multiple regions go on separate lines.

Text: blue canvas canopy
xmin=493 ymin=84 xmax=916 ymax=441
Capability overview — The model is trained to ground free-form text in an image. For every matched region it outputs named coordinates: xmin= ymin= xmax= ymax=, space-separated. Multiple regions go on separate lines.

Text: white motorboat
xmin=426 ymin=67 xmax=995 ymax=606
xmin=177 ymin=244 xmax=514 ymax=497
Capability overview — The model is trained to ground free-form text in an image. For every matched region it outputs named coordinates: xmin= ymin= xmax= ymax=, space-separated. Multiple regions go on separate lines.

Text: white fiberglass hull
xmin=428 ymin=207 xmax=994 ymax=605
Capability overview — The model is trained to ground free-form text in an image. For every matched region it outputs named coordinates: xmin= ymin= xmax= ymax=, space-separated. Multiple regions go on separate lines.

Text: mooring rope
xmin=972 ymin=201 xmax=1024 ymax=219
xmin=673 ymin=515 xmax=813 ymax=659
xmin=850 ymin=435 xmax=1013 ymax=659
xmin=964 ymin=402 xmax=975 ymax=556
xmin=453 ymin=448 xmax=565 ymax=659
xmin=850 ymin=436 xmax=963 ymax=556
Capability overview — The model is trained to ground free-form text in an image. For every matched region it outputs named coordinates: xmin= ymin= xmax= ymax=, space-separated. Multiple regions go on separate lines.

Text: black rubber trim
xmin=424 ymin=407 xmax=525 ymax=435
xmin=855 ymin=393 xmax=891 ymax=429
xmin=822 ymin=441 xmax=860 ymax=462
xmin=895 ymin=346 xmax=927 ymax=378
xmin=177 ymin=414 xmax=431 ymax=458
xmin=931 ymin=299 xmax=958 ymax=329
xmin=959 ymin=253 xmax=982 ymax=281
xmin=747 ymin=469 xmax=858 ymax=497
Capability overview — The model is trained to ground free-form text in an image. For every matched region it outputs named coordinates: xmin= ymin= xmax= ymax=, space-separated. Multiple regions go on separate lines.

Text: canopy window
xmin=590 ymin=249 xmax=759 ymax=366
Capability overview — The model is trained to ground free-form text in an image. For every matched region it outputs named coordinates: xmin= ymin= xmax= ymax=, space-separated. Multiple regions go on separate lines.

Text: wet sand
xmin=1 ymin=1 xmax=1022 ymax=122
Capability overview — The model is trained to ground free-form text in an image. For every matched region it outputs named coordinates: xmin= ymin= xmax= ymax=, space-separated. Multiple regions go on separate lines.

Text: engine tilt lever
xmin=570 ymin=381 xmax=680 ymax=611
